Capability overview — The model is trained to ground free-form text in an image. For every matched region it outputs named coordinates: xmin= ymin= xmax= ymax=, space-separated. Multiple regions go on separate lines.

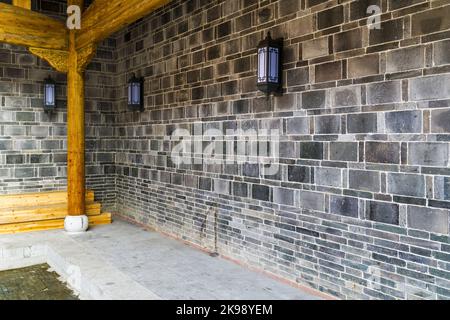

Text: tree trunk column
xmin=65 ymin=31 xmax=87 ymax=232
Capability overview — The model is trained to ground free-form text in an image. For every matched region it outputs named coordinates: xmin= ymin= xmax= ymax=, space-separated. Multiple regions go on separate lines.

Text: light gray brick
xmin=367 ymin=81 xmax=402 ymax=105
xmin=408 ymin=206 xmax=449 ymax=235
xmin=408 ymin=143 xmax=449 ymax=167
xmin=388 ymin=173 xmax=426 ymax=198
xmin=315 ymin=167 xmax=342 ymax=188
xmin=410 ymin=75 xmax=450 ymax=101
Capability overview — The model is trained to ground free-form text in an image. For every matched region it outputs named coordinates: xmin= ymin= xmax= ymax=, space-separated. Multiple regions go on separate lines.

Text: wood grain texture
xmin=76 ymin=0 xmax=171 ymax=49
xmin=67 ymin=32 xmax=86 ymax=216
xmin=0 ymin=3 xmax=68 ymax=50
xmin=0 ymin=213 xmax=112 ymax=235
xmin=12 ymin=0 xmax=31 ymax=9
xmin=28 ymin=48 xmax=69 ymax=72
xmin=0 ymin=203 xmax=102 ymax=224
xmin=0 ymin=190 xmax=95 ymax=209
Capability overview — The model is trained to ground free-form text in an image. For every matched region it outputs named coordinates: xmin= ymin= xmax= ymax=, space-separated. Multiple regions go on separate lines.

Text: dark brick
xmin=367 ymin=81 xmax=402 ymax=105
xmin=369 ymin=19 xmax=404 ymax=45
xmin=350 ymin=0 xmax=381 ymax=21
xmin=315 ymin=115 xmax=341 ymax=134
xmin=334 ymin=29 xmax=362 ymax=52
xmin=330 ymin=196 xmax=359 ymax=218
xmin=287 ymin=68 xmax=309 ymax=86
xmin=408 ymin=206 xmax=449 ymax=234
xmin=300 ymin=142 xmax=324 ymax=160
xmin=302 ymin=90 xmax=326 ymax=109
xmin=315 ymin=61 xmax=342 ymax=83
xmin=288 ymin=166 xmax=310 ymax=183
xmin=412 ymin=6 xmax=450 ymax=37
xmin=318 ymin=6 xmax=344 ymax=30
xmin=252 ymin=185 xmax=271 ymax=202
xmin=368 ymin=201 xmax=400 ymax=225
xmin=385 ymin=111 xmax=422 ymax=134
xmin=347 ymin=113 xmax=378 ymax=134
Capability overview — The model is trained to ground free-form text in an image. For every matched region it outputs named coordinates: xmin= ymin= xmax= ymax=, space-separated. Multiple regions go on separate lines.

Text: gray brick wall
xmin=1 ymin=0 xmax=450 ymax=300
xmin=112 ymin=0 xmax=450 ymax=300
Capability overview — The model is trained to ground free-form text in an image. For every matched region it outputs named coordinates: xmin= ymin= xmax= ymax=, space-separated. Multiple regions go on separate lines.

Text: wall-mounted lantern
xmin=44 ymin=75 xmax=56 ymax=112
xmin=128 ymin=73 xmax=144 ymax=111
xmin=257 ymin=32 xmax=283 ymax=96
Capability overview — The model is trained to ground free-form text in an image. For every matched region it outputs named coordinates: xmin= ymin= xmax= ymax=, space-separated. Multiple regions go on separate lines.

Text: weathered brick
xmin=368 ymin=201 xmax=400 ymax=225
xmin=410 ymin=75 xmax=450 ymax=101
xmin=350 ymin=0 xmax=381 ymax=21
xmin=349 ymin=170 xmax=380 ymax=192
xmin=347 ymin=113 xmax=378 ymax=134
xmin=330 ymin=196 xmax=359 ymax=218
xmin=334 ymin=29 xmax=362 ymax=53
xmin=318 ymin=6 xmax=343 ymax=30
xmin=332 ymin=86 xmax=361 ymax=108
xmin=287 ymin=68 xmax=309 ymax=86
xmin=300 ymin=142 xmax=324 ymax=160
xmin=385 ymin=111 xmax=422 ymax=134
xmin=412 ymin=5 xmax=450 ymax=36
xmin=286 ymin=117 xmax=309 ymax=135
xmin=348 ymin=54 xmax=379 ymax=78
xmin=302 ymin=37 xmax=328 ymax=60
xmin=273 ymin=187 xmax=295 ymax=206
xmin=302 ymin=90 xmax=327 ymax=109
xmin=315 ymin=167 xmax=342 ymax=188
xmin=300 ymin=190 xmax=325 ymax=212
xmin=315 ymin=115 xmax=341 ymax=135
xmin=330 ymin=142 xmax=358 ymax=162
xmin=252 ymin=184 xmax=271 ymax=202
xmin=408 ymin=143 xmax=449 ymax=167
xmin=369 ymin=19 xmax=404 ymax=45
xmin=366 ymin=142 xmax=400 ymax=164
xmin=386 ymin=46 xmax=424 ymax=73
xmin=288 ymin=166 xmax=310 ymax=183
xmin=434 ymin=40 xmax=450 ymax=66
xmin=408 ymin=206 xmax=449 ymax=235
xmin=315 ymin=61 xmax=342 ymax=83
xmin=288 ymin=15 xmax=314 ymax=38
xmin=388 ymin=173 xmax=426 ymax=198
xmin=367 ymin=81 xmax=402 ymax=105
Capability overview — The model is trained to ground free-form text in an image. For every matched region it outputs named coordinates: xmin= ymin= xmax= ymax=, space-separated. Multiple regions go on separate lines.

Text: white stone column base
xmin=64 ymin=215 xmax=89 ymax=234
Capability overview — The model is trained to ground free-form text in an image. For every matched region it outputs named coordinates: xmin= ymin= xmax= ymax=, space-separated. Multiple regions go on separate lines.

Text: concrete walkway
xmin=0 ymin=220 xmax=322 ymax=300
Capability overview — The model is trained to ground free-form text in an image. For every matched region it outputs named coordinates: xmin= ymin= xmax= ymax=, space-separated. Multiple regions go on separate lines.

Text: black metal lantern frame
xmin=44 ymin=75 xmax=56 ymax=112
xmin=257 ymin=32 xmax=283 ymax=96
xmin=128 ymin=73 xmax=144 ymax=111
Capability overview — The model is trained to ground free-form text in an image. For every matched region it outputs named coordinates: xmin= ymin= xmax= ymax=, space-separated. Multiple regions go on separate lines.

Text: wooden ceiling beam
xmin=0 ymin=3 xmax=68 ymax=50
xmin=76 ymin=0 xmax=171 ymax=50
xmin=12 ymin=0 xmax=31 ymax=10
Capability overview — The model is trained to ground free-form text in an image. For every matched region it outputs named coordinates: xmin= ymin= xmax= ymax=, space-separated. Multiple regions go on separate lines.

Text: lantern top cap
xmin=258 ymin=31 xmax=283 ymax=49
xmin=129 ymin=72 xmax=143 ymax=83
xmin=44 ymin=75 xmax=55 ymax=83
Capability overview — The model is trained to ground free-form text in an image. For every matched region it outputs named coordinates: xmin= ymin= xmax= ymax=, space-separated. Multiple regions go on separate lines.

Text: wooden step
xmin=0 ymin=202 xmax=102 ymax=224
xmin=0 ymin=213 xmax=112 ymax=235
xmin=0 ymin=190 xmax=95 ymax=209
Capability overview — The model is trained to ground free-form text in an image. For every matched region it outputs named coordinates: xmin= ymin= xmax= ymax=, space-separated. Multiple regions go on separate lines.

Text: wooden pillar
xmin=67 ymin=30 xmax=85 ymax=216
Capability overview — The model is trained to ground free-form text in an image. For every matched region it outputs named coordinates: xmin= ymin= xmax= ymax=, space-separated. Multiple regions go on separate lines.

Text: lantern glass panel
xmin=45 ymin=84 xmax=55 ymax=106
xmin=258 ymin=48 xmax=267 ymax=83
xmin=132 ymin=83 xmax=140 ymax=104
xmin=269 ymin=47 xmax=279 ymax=83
